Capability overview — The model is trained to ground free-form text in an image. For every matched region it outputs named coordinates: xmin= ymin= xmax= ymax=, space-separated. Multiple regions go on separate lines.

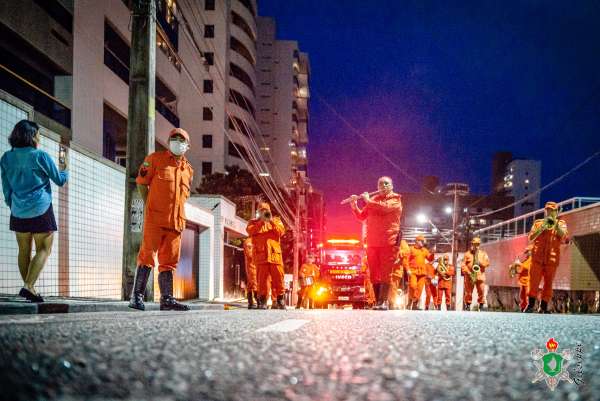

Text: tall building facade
xmin=503 ymin=159 xmax=541 ymax=216
xmin=256 ymin=16 xmax=310 ymax=188
xmin=71 ymin=0 xmax=258 ymax=189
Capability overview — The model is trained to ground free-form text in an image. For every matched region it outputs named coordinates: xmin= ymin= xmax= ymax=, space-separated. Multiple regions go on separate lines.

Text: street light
xmin=444 ymin=206 xmax=453 ymax=215
xmin=416 ymin=213 xmax=428 ymax=224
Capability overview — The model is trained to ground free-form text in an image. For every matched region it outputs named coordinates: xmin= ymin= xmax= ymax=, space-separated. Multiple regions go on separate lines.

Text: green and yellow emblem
xmin=531 ymin=338 xmax=574 ymax=391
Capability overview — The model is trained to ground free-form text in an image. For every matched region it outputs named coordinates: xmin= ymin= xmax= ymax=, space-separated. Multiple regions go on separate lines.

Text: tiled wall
xmin=0 ymin=97 xmax=61 ymax=296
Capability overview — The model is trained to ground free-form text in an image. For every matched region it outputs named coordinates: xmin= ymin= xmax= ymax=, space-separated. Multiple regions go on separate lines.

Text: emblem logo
xmin=531 ymin=338 xmax=574 ymax=391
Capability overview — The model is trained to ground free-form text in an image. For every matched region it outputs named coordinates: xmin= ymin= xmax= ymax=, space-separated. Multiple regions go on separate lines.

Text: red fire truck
xmin=312 ymin=238 xmax=370 ymax=309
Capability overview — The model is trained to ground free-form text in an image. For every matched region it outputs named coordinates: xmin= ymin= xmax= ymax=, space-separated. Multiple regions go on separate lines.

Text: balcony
xmin=230 ymin=62 xmax=255 ymax=96
xmin=230 ymin=25 xmax=256 ymax=64
xmin=231 ymin=10 xmax=256 ymax=41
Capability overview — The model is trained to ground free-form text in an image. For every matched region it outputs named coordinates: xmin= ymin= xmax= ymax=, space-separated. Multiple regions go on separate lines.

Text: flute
xmin=340 ymin=190 xmax=381 ymax=205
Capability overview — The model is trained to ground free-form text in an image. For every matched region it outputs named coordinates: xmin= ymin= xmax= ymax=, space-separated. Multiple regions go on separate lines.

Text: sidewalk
xmin=0 ymin=296 xmax=247 ymax=315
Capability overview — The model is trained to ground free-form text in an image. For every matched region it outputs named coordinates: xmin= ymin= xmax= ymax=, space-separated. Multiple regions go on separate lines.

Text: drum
xmin=301 ymin=276 xmax=314 ymax=287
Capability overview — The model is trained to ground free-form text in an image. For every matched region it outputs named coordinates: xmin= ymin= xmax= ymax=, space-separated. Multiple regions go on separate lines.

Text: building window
xmin=205 ymin=0 xmax=215 ymax=10
xmin=203 ymin=107 xmax=213 ymax=120
xmin=203 ymin=52 xmax=214 ymax=65
xmin=202 ymin=135 xmax=213 ymax=148
xmin=204 ymin=25 xmax=215 ymax=38
xmin=203 ymin=80 xmax=213 ymax=93
xmin=202 ymin=162 xmax=212 ymax=175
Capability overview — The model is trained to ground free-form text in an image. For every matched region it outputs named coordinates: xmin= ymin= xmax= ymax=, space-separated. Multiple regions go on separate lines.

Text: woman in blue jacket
xmin=0 ymin=120 xmax=68 ymax=302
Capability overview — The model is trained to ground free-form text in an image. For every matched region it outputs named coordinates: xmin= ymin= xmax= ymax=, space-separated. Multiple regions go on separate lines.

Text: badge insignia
xmin=531 ymin=338 xmax=574 ymax=391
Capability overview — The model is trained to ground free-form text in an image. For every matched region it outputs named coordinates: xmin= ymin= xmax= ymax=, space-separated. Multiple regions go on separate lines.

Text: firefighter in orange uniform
xmin=129 ymin=128 xmax=193 ymax=311
xmin=524 ymin=201 xmax=568 ymax=313
xmin=407 ymin=235 xmax=434 ymax=310
xmin=434 ymin=254 xmax=455 ymax=310
xmin=296 ymin=254 xmax=320 ymax=309
xmin=350 ymin=176 xmax=402 ymax=310
xmin=246 ymin=203 xmax=286 ymax=309
xmin=424 ymin=258 xmax=438 ymax=310
xmin=388 ymin=239 xmax=410 ymax=309
xmin=243 ymin=238 xmax=258 ymax=309
xmin=461 ymin=237 xmax=490 ymax=311
xmin=361 ymin=255 xmax=376 ymax=307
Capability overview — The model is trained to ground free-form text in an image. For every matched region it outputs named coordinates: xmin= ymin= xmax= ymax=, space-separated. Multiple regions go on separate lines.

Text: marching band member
xmin=435 ymin=254 xmax=455 ymax=310
xmin=508 ymin=245 xmax=532 ymax=312
xmin=246 ymin=203 xmax=286 ymax=310
xmin=296 ymin=255 xmax=320 ymax=309
xmin=350 ymin=176 xmax=403 ymax=310
xmin=388 ymin=239 xmax=410 ymax=309
xmin=524 ymin=201 xmax=568 ymax=314
xmin=243 ymin=238 xmax=258 ymax=309
xmin=407 ymin=235 xmax=434 ymax=310
xmin=424 ymin=258 xmax=437 ymax=310
xmin=461 ymin=237 xmax=490 ymax=311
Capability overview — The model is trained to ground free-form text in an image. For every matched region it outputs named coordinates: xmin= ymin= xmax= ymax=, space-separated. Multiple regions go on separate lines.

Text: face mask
xmin=169 ymin=140 xmax=189 ymax=156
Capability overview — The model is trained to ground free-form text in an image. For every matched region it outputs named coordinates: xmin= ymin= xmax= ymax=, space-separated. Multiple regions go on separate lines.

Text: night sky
xmin=259 ymin=0 xmax=600 ymax=234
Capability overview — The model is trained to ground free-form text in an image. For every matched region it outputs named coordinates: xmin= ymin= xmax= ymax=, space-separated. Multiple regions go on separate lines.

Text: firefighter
xmin=524 ymin=201 xmax=568 ymax=314
xmin=461 ymin=237 xmax=490 ymax=311
xmin=424 ymin=260 xmax=438 ymax=310
xmin=243 ymin=238 xmax=258 ymax=309
xmin=407 ymin=235 xmax=434 ymax=310
xmin=435 ymin=254 xmax=455 ymax=311
xmin=129 ymin=128 xmax=193 ymax=311
xmin=246 ymin=203 xmax=286 ymax=309
xmin=361 ymin=255 xmax=376 ymax=307
xmin=388 ymin=239 xmax=410 ymax=309
xmin=296 ymin=254 xmax=320 ymax=309
xmin=350 ymin=176 xmax=402 ymax=310
xmin=516 ymin=248 xmax=532 ymax=312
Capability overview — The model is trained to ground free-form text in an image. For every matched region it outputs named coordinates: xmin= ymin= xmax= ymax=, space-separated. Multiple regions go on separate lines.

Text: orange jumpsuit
xmin=243 ymin=238 xmax=257 ymax=292
xmin=517 ymin=257 xmax=531 ymax=310
xmin=299 ymin=263 xmax=320 ymax=307
xmin=435 ymin=263 xmax=455 ymax=308
xmin=136 ymin=150 xmax=193 ymax=272
xmin=361 ymin=256 xmax=376 ymax=305
xmin=408 ymin=245 xmax=434 ymax=303
xmin=246 ymin=217 xmax=286 ymax=299
xmin=352 ymin=192 xmax=402 ymax=284
xmin=528 ymin=219 xmax=568 ymax=302
xmin=424 ymin=262 xmax=437 ymax=309
xmin=461 ymin=249 xmax=490 ymax=305
xmin=389 ymin=240 xmax=409 ymax=308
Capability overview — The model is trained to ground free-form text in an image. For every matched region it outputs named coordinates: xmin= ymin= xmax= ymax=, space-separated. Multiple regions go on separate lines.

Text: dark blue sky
xmin=259 ymin=0 xmax=600 ymax=233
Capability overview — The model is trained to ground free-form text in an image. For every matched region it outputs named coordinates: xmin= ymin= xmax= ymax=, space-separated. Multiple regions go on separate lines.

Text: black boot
xmin=296 ymin=293 xmax=303 ymax=309
xmin=539 ymin=300 xmax=551 ymax=314
xmin=464 ymin=303 xmax=470 ymax=311
xmin=274 ymin=295 xmax=286 ymax=310
xmin=478 ymin=303 xmax=485 ymax=312
xmin=248 ymin=291 xmax=257 ymax=309
xmin=128 ymin=266 xmax=151 ymax=311
xmin=523 ymin=297 xmax=537 ymax=313
xmin=257 ymin=295 xmax=268 ymax=309
xmin=158 ymin=271 xmax=190 ymax=311
xmin=378 ymin=284 xmax=390 ymax=310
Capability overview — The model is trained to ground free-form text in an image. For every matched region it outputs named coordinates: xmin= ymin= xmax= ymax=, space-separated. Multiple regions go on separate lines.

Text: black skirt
xmin=10 ymin=204 xmax=57 ymax=233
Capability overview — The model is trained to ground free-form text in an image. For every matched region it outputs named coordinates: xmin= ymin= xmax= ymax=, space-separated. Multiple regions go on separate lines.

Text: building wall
xmin=504 ymin=159 xmax=541 ymax=216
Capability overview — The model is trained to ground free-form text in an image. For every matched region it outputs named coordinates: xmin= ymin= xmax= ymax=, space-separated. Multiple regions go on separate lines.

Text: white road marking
xmin=256 ymin=319 xmax=310 ymax=333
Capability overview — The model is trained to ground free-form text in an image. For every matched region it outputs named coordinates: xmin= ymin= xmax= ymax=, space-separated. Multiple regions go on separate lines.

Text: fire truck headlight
xmin=315 ymin=286 xmax=328 ymax=298
xmin=359 ymin=288 xmax=366 ymax=293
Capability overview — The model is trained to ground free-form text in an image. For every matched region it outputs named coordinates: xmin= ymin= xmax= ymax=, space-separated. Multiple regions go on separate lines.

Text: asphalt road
xmin=0 ymin=309 xmax=598 ymax=401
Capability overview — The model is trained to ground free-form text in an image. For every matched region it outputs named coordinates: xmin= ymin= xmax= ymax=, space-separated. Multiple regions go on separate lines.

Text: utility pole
xmin=291 ymin=173 xmax=301 ymax=307
xmin=122 ymin=0 xmax=156 ymax=300
xmin=445 ymin=182 xmax=468 ymax=311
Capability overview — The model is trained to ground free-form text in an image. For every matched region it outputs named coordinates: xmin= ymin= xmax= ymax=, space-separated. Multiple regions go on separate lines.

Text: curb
xmin=0 ymin=301 xmax=228 ymax=315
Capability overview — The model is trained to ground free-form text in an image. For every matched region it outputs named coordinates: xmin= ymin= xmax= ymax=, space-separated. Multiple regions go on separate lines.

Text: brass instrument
xmin=436 ymin=257 xmax=451 ymax=281
xmin=508 ymin=261 xmax=519 ymax=278
xmin=470 ymin=251 xmax=480 ymax=284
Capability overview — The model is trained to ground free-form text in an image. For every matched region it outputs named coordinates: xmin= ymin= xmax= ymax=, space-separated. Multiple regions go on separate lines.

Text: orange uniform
xmin=246 ymin=215 xmax=286 ymax=299
xmin=424 ymin=262 xmax=437 ymax=309
xmin=352 ymin=192 xmax=402 ymax=284
xmin=528 ymin=218 xmax=568 ymax=303
xmin=298 ymin=262 xmax=319 ymax=308
xmin=517 ymin=257 xmax=531 ymax=310
xmin=243 ymin=238 xmax=257 ymax=292
xmin=388 ymin=240 xmax=409 ymax=309
xmin=461 ymin=249 xmax=490 ymax=305
xmin=136 ymin=147 xmax=193 ymax=273
xmin=435 ymin=262 xmax=455 ymax=309
xmin=407 ymin=245 xmax=434 ymax=303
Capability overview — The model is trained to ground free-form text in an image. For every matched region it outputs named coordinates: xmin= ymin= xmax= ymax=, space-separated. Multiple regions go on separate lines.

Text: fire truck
xmin=312 ymin=238 xmax=370 ymax=309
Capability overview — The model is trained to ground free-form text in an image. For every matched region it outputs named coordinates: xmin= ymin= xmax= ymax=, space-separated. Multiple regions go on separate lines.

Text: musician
xmin=388 ymin=239 xmax=410 ymax=309
xmin=350 ymin=176 xmax=402 ymax=310
xmin=246 ymin=203 xmax=286 ymax=309
xmin=424 ymin=259 xmax=437 ymax=310
xmin=434 ymin=254 xmax=455 ymax=310
xmin=296 ymin=255 xmax=320 ymax=309
xmin=515 ymin=247 xmax=532 ymax=312
xmin=461 ymin=237 xmax=490 ymax=311
xmin=524 ymin=201 xmax=568 ymax=313
xmin=407 ymin=235 xmax=434 ymax=310
xmin=243 ymin=238 xmax=258 ymax=309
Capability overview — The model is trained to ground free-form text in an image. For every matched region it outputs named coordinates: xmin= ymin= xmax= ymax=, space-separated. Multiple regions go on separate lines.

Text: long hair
xmin=9 ymin=120 xmax=39 ymax=148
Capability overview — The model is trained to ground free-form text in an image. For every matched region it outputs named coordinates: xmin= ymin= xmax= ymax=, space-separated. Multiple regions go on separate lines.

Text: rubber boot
xmin=296 ymin=292 xmax=303 ymax=309
xmin=378 ymin=284 xmax=390 ymax=310
xmin=248 ymin=291 xmax=257 ymax=309
xmin=158 ymin=271 xmax=190 ymax=311
xmin=523 ymin=297 xmax=537 ymax=313
xmin=539 ymin=300 xmax=551 ymax=314
xmin=257 ymin=295 xmax=268 ymax=309
xmin=274 ymin=295 xmax=286 ymax=310
xmin=478 ymin=303 xmax=485 ymax=312
xmin=128 ymin=266 xmax=151 ymax=311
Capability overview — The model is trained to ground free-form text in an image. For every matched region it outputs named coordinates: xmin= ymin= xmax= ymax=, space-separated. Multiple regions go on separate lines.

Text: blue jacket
xmin=0 ymin=147 xmax=68 ymax=218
